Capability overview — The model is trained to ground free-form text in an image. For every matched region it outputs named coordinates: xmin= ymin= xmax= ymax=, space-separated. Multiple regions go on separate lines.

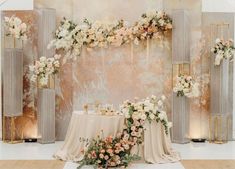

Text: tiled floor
xmin=1 ymin=141 xmax=235 ymax=169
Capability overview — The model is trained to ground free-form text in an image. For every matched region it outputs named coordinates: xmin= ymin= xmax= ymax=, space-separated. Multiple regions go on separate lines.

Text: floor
xmin=0 ymin=160 xmax=65 ymax=169
xmin=0 ymin=141 xmax=235 ymax=169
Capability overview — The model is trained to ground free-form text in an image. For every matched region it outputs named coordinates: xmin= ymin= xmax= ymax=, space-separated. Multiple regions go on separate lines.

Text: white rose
xmin=157 ymin=11 xmax=163 ymax=18
xmin=29 ymin=65 xmax=34 ymax=72
xmin=39 ymin=56 xmax=47 ymax=62
xmin=134 ymin=37 xmax=139 ymax=45
xmin=184 ymin=83 xmax=189 ymax=88
xmin=167 ymin=122 xmax=173 ymax=128
xmin=215 ymin=55 xmax=222 ymax=65
xmin=158 ymin=111 xmax=166 ymax=120
xmin=39 ymin=67 xmax=44 ymax=72
xmin=161 ymin=95 xmax=166 ymax=101
xmin=149 ymin=113 xmax=155 ymax=120
xmin=141 ymin=113 xmax=147 ymax=120
xmin=144 ymin=106 xmax=150 ymax=112
xmin=215 ymin=38 xmax=221 ymax=44
xmin=151 ymin=95 xmax=157 ymax=100
xmin=157 ymin=100 xmax=163 ymax=106
xmin=30 ymin=75 xmax=37 ymax=82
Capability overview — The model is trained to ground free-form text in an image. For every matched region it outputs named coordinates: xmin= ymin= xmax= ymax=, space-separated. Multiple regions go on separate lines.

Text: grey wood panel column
xmin=36 ymin=8 xmax=56 ymax=143
xmin=172 ymin=93 xmax=190 ymax=143
xmin=172 ymin=9 xmax=190 ymax=143
xmin=172 ymin=9 xmax=190 ymax=64
xmin=0 ymin=12 xmax=3 ymax=140
xmin=202 ymin=12 xmax=235 ymax=140
xmin=36 ymin=8 xmax=56 ymax=58
xmin=38 ymin=89 xmax=55 ymax=144
xmin=3 ymin=48 xmax=23 ymax=117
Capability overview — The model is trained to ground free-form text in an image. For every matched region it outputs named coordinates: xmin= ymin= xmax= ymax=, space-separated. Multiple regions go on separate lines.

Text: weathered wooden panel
xmin=172 ymin=93 xmax=190 ymax=143
xmin=172 ymin=9 xmax=190 ymax=64
xmin=3 ymin=48 xmax=23 ymax=117
xmin=38 ymin=89 xmax=55 ymax=144
xmin=36 ymin=8 xmax=56 ymax=57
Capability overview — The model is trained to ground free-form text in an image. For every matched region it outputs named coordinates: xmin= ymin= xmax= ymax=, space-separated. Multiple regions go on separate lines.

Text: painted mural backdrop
xmin=4 ymin=0 xmax=208 ymax=140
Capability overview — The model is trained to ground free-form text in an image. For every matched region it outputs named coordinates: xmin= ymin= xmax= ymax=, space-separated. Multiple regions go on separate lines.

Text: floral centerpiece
xmin=29 ymin=54 xmax=61 ymax=87
xmin=173 ymin=74 xmax=200 ymax=98
xmin=78 ymin=95 xmax=172 ymax=169
xmin=211 ymin=38 xmax=235 ymax=66
xmin=4 ymin=16 xmax=28 ymax=41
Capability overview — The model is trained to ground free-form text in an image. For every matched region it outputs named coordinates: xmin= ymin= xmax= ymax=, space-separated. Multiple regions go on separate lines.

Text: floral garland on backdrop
xmin=211 ymin=38 xmax=235 ymax=66
xmin=173 ymin=74 xmax=200 ymax=98
xmin=29 ymin=54 xmax=61 ymax=86
xmin=78 ymin=95 xmax=172 ymax=169
xmin=4 ymin=16 xmax=28 ymax=41
xmin=48 ymin=11 xmax=172 ymax=63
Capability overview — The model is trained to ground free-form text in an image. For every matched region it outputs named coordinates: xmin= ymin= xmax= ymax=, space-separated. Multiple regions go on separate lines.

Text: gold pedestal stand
xmin=2 ymin=116 xmax=23 ymax=144
xmin=209 ymin=115 xmax=230 ymax=144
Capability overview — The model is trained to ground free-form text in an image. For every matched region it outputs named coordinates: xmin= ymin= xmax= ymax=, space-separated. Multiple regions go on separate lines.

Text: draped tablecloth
xmin=54 ymin=112 xmax=125 ymax=161
xmin=131 ymin=121 xmax=180 ymax=163
xmin=54 ymin=112 xmax=180 ymax=163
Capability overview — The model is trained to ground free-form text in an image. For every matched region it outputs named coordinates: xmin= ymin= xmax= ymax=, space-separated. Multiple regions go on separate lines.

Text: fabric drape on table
xmin=54 ymin=113 xmax=180 ymax=164
xmin=131 ymin=121 xmax=180 ymax=163
xmin=54 ymin=113 xmax=125 ymax=161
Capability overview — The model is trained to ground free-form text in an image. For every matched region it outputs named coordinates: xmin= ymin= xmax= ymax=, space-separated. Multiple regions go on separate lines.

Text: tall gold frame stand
xmin=209 ymin=23 xmax=230 ymax=144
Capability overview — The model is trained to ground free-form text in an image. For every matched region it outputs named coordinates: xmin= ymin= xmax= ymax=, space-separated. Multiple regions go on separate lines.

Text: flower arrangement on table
xmin=29 ymin=54 xmax=61 ymax=87
xmin=211 ymin=38 xmax=235 ymax=66
xmin=173 ymin=74 xmax=200 ymax=98
xmin=78 ymin=95 xmax=172 ymax=169
xmin=4 ymin=16 xmax=28 ymax=41
xmin=48 ymin=10 xmax=172 ymax=63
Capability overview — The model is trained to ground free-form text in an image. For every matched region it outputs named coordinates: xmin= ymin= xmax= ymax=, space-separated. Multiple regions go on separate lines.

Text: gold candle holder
xmin=83 ymin=104 xmax=88 ymax=114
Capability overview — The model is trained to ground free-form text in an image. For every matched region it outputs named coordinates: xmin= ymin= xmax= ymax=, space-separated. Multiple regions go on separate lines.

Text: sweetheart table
xmin=54 ymin=111 xmax=180 ymax=164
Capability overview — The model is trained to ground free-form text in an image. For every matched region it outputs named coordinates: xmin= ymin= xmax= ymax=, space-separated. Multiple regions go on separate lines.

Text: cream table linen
xmin=54 ymin=112 xmax=125 ymax=161
xmin=131 ymin=121 xmax=180 ymax=163
xmin=54 ymin=112 xmax=180 ymax=163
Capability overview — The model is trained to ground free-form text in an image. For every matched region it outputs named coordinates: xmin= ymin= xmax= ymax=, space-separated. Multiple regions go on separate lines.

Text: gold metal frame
xmin=208 ymin=23 xmax=230 ymax=144
xmin=209 ymin=114 xmax=230 ymax=144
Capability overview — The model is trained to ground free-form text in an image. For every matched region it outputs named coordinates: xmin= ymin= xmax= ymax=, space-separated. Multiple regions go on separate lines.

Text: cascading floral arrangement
xmin=29 ymin=54 xmax=61 ymax=86
xmin=211 ymin=38 xmax=235 ymax=66
xmin=48 ymin=10 xmax=172 ymax=63
xmin=78 ymin=95 xmax=172 ymax=169
xmin=4 ymin=16 xmax=28 ymax=41
xmin=173 ymin=74 xmax=200 ymax=98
